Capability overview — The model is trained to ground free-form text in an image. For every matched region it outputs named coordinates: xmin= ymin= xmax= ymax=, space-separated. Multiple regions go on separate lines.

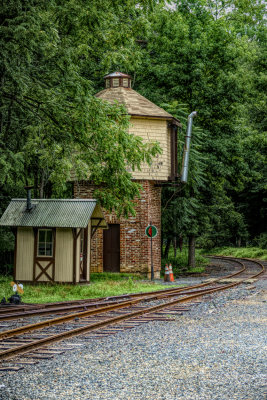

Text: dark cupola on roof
xmin=104 ymin=71 xmax=132 ymax=89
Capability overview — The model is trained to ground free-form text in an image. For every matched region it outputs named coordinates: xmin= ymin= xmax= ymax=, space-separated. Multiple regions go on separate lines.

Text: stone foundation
xmin=73 ymin=180 xmax=161 ymax=278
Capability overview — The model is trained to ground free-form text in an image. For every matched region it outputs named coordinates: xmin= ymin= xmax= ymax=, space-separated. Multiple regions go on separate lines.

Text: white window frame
xmin=37 ymin=229 xmax=54 ymax=257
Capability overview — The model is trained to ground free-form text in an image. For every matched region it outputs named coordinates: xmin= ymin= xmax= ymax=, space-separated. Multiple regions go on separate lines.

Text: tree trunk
xmin=164 ymin=238 xmax=172 ymax=258
xmin=188 ymin=235 xmax=196 ymax=268
xmin=39 ymin=170 xmax=45 ymax=199
xmin=173 ymin=237 xmax=177 ymax=258
xmin=179 ymin=235 xmax=183 ymax=252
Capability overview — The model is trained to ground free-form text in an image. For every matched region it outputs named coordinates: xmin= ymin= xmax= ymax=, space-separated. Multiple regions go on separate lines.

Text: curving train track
xmin=0 ymin=256 xmax=265 ymax=370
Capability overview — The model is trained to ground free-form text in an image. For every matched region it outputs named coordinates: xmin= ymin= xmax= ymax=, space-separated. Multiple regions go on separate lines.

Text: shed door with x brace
xmin=103 ymin=224 xmax=120 ymax=272
xmin=33 ymin=228 xmax=55 ymax=282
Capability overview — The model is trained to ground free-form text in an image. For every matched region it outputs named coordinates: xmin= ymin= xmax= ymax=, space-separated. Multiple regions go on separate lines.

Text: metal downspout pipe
xmin=180 ymin=111 xmax=197 ymax=183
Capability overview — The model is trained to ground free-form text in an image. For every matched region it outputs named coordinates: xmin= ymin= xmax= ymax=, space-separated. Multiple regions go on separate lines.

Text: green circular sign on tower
xmin=145 ymin=225 xmax=158 ymax=238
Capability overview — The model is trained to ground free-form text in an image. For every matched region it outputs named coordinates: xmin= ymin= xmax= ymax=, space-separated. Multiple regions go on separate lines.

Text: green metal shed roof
xmin=0 ymin=199 xmax=107 ymax=229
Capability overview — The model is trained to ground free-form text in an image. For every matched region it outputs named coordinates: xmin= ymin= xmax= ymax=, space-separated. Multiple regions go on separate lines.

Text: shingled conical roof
xmin=96 ymin=72 xmax=180 ymax=125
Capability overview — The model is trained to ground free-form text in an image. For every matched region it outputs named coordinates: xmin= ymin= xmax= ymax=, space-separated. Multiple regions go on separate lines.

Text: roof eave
xmin=130 ymin=114 xmax=181 ymax=127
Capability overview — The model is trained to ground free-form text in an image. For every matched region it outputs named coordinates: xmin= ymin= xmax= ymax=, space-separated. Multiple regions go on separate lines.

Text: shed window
xmin=38 ymin=229 xmax=53 ymax=257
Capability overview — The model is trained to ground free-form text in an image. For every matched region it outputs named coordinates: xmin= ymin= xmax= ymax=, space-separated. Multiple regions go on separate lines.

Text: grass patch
xmin=90 ymin=272 xmax=143 ymax=281
xmin=186 ymin=267 xmax=206 ymax=274
xmin=0 ymin=273 xmax=169 ymax=304
xmin=201 ymin=246 xmax=267 ymax=260
xmin=162 ymin=248 xmax=209 ymax=276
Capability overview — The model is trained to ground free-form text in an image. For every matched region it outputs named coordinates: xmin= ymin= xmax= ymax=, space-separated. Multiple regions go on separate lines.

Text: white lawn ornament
xmin=17 ymin=283 xmax=24 ymax=294
xmin=10 ymin=281 xmax=24 ymax=294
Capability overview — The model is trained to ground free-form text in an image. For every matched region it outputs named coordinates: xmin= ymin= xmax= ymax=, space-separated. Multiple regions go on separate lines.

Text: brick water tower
xmin=73 ymin=72 xmax=181 ymax=278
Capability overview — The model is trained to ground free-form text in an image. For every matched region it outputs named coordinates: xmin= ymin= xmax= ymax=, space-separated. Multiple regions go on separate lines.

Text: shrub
xmin=253 ymin=233 xmax=267 ymax=250
xmin=161 ymin=248 xmax=208 ymax=276
xmin=0 ymin=263 xmax=13 ymax=276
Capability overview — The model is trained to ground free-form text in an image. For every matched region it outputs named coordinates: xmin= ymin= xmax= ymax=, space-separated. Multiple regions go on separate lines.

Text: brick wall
xmin=73 ymin=180 xmax=162 ymax=278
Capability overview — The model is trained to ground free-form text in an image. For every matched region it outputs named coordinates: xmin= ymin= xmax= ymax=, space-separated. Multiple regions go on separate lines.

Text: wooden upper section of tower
xmin=96 ymin=72 xmax=181 ymax=182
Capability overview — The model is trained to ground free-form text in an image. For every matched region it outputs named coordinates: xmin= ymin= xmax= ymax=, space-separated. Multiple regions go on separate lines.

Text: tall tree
xmin=0 ymin=0 xmax=160 ymax=217
xmin=135 ymin=0 xmax=265 ymax=250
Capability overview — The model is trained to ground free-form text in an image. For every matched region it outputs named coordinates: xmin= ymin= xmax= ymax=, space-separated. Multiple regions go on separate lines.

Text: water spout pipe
xmin=180 ymin=111 xmax=197 ymax=183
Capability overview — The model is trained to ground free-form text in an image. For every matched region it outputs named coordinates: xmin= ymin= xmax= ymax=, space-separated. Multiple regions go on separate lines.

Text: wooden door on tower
xmin=103 ymin=224 xmax=120 ymax=272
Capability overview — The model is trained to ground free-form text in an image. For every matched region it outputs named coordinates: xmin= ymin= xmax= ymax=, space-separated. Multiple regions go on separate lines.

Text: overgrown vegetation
xmin=162 ymin=248 xmax=209 ymax=277
xmin=201 ymin=247 xmax=267 ymax=261
xmin=0 ymin=273 xmax=170 ymax=304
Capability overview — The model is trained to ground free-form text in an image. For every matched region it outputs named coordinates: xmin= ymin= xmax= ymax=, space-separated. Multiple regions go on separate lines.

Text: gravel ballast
xmin=0 ymin=280 xmax=266 ymax=400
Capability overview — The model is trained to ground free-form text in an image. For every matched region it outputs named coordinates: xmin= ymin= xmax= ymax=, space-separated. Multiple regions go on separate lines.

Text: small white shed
xmin=0 ymin=198 xmax=107 ymax=284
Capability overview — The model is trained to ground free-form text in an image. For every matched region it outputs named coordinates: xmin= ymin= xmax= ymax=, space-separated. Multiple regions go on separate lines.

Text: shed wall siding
xmin=55 ymin=228 xmax=73 ymax=282
xmin=129 ymin=118 xmax=171 ymax=181
xmin=16 ymin=227 xmax=34 ymax=281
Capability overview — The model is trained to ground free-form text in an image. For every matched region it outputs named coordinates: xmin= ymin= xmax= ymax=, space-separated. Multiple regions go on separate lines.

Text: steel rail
xmin=0 ymin=299 xmax=139 ymax=321
xmin=0 ymin=260 xmax=247 ymax=337
xmin=0 ymin=257 xmax=264 ymax=362
xmin=0 ymin=284 xmax=203 ymax=319
xmin=208 ymin=255 xmax=265 ymax=279
xmin=0 ymin=287 xmax=184 ymax=314
xmin=0 ymin=257 xmax=247 ymax=322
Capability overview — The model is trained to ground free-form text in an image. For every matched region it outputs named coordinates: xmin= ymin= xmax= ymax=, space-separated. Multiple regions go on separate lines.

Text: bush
xmin=253 ymin=233 xmax=267 ymax=250
xmin=161 ymin=248 xmax=208 ymax=277
xmin=197 ymin=237 xmax=215 ymax=250
xmin=0 ymin=262 xmax=13 ymax=276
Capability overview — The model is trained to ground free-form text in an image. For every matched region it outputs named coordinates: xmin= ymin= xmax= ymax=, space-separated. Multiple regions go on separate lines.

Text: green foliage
xmin=135 ymin=0 xmax=266 ymax=249
xmin=253 ymin=233 xmax=267 ymax=250
xmin=90 ymin=272 xmax=143 ymax=281
xmin=0 ymin=229 xmax=14 ymax=253
xmin=202 ymin=246 xmax=267 ymax=260
xmin=162 ymin=248 xmax=208 ymax=276
xmin=0 ymin=0 xmax=160 ymax=218
xmin=0 ymin=263 xmax=13 ymax=276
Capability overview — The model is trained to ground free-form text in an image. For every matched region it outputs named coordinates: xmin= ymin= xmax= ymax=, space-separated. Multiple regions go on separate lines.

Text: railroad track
xmin=0 ymin=267 xmax=247 ymax=324
xmin=0 ymin=256 xmax=265 ymax=371
xmin=0 ymin=255 xmax=253 ymax=322
xmin=0 ymin=284 xmax=211 ymax=321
